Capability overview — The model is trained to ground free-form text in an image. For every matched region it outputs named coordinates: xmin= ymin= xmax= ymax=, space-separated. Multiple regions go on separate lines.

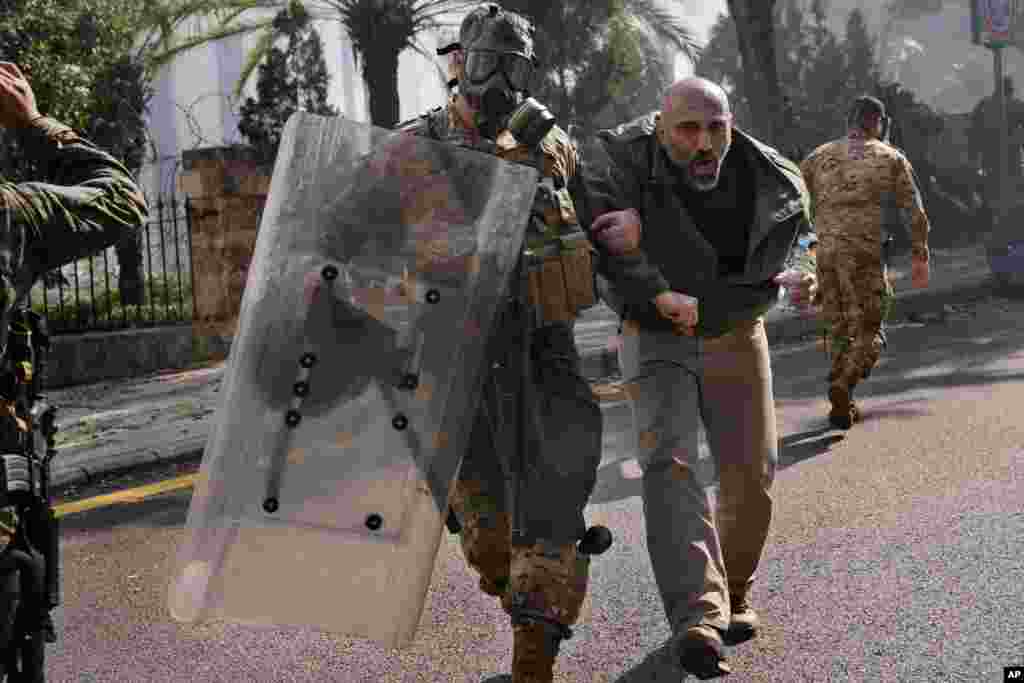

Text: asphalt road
xmin=47 ymin=294 xmax=1024 ymax=682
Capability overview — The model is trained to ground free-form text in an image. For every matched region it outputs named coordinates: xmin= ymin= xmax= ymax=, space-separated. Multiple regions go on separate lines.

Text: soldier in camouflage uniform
xmin=800 ymin=96 xmax=930 ymax=429
xmin=395 ymin=5 xmax=604 ymax=681
xmin=0 ymin=62 xmax=148 ymax=641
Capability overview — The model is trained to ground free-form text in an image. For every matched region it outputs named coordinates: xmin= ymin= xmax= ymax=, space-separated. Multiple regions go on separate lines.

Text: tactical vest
xmin=397 ymin=104 xmax=596 ymax=325
xmin=0 ymin=307 xmax=50 ymax=522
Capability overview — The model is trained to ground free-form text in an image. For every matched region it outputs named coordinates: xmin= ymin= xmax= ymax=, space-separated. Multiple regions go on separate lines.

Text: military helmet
xmin=437 ymin=3 xmax=538 ymax=65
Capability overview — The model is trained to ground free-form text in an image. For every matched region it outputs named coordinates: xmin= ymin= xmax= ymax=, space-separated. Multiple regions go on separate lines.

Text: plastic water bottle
xmin=778 ymin=233 xmax=817 ymax=316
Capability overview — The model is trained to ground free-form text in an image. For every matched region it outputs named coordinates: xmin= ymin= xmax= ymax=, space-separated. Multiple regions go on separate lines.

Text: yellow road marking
xmin=55 ymin=473 xmax=197 ymax=518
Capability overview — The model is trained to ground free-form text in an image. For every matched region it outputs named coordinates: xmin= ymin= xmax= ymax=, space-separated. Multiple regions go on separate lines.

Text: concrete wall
xmin=44 ymin=325 xmax=198 ymax=389
xmin=177 ymin=146 xmax=272 ymax=350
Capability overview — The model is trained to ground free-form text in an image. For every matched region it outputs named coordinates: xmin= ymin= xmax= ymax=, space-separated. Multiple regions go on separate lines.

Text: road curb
xmin=52 ymin=444 xmax=206 ymax=492
xmin=52 ymin=273 xmax=999 ymax=494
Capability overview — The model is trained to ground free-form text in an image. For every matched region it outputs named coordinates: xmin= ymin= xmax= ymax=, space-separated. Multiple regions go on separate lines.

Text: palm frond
xmin=623 ymin=0 xmax=703 ymax=64
xmin=149 ymin=17 xmax=277 ymax=69
xmin=410 ymin=35 xmax=452 ymax=91
xmin=235 ymin=27 xmax=282 ymax=98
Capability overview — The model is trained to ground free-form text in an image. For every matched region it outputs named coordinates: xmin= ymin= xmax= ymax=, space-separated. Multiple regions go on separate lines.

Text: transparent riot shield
xmin=167 ymin=112 xmax=539 ymax=648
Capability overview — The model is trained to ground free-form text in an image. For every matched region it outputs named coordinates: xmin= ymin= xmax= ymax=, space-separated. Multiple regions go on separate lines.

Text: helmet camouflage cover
xmin=450 ymin=3 xmax=536 ymax=62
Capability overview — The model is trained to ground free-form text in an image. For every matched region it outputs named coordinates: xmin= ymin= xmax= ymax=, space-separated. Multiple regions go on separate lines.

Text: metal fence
xmin=30 ymin=196 xmax=196 ymax=335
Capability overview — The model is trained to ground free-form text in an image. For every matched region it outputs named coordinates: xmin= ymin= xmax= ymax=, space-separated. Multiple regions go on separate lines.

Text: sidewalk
xmin=47 ymin=241 xmax=998 ymax=491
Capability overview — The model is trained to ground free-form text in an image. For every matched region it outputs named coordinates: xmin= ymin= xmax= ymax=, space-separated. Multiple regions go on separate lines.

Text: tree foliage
xmin=147 ymin=0 xmax=480 ymax=128
xmin=237 ymin=4 xmax=338 ymax=162
xmin=699 ymin=0 xmax=981 ymax=247
xmin=887 ymin=0 xmax=954 ymax=22
xmin=0 ymin=0 xmax=155 ymax=302
xmin=0 ymin=0 xmax=153 ymax=180
xmin=698 ymin=1 xmax=943 ymax=161
xmin=498 ymin=0 xmax=698 ymax=136
xmin=726 ymin=0 xmax=787 ymax=148
xmin=147 ymin=0 xmax=699 ymax=130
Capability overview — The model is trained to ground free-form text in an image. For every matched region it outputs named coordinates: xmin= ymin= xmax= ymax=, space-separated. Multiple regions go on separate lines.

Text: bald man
xmin=572 ymin=77 xmax=814 ymax=679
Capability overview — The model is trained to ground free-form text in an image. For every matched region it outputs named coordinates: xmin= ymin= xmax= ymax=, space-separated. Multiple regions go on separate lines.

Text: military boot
xmin=510 ymin=619 xmax=568 ymax=683
xmin=848 ymin=385 xmax=862 ymax=424
xmin=828 ymin=383 xmax=854 ymax=430
xmin=504 ymin=542 xmax=589 ymax=683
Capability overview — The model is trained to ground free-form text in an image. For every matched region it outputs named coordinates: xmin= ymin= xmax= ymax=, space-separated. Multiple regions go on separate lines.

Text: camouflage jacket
xmin=800 ymin=134 xmax=930 ymax=262
xmin=395 ymin=98 xmax=582 ymax=253
xmin=573 ymin=111 xmax=810 ymax=337
xmin=1 ymin=116 xmax=148 ymax=306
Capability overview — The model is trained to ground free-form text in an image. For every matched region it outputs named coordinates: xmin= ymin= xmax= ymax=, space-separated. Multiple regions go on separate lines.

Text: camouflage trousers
xmin=817 ymin=244 xmax=895 ymax=392
xmin=448 ymin=321 xmax=602 ymax=680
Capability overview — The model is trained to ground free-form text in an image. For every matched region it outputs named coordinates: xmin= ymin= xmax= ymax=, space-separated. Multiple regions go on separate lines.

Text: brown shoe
xmin=676 ymin=624 xmax=732 ymax=679
xmin=726 ymin=597 xmax=759 ymax=645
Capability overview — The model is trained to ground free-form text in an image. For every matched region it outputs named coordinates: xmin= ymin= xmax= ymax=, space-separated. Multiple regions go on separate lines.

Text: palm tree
xmin=725 ymin=0 xmax=787 ymax=148
xmin=146 ymin=0 xmax=699 ymax=129
xmin=503 ymin=0 xmax=701 ymax=134
xmin=148 ymin=0 xmax=480 ymax=128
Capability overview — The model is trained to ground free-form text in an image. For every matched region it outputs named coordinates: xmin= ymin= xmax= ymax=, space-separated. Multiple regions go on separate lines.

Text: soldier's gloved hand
xmin=590 ymin=208 xmax=641 ymax=256
xmin=0 ymin=62 xmax=40 ymax=129
xmin=911 ymin=256 xmax=930 ymax=289
xmin=653 ymin=290 xmax=698 ymax=336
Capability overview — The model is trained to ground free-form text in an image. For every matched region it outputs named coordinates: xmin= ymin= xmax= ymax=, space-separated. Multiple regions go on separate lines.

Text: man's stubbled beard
xmin=664 ymin=139 xmax=731 ymax=192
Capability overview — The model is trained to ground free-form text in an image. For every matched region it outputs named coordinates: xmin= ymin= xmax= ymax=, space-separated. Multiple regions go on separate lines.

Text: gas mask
xmin=438 ymin=4 xmax=554 ymax=146
xmin=461 ymin=48 xmax=544 ymax=140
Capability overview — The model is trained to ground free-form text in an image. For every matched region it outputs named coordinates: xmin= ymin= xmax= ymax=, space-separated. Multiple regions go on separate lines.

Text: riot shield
xmin=167 ymin=112 xmax=539 ymax=648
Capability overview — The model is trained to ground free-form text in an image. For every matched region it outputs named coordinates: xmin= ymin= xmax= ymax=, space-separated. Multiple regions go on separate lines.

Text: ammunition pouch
xmin=523 ymin=231 xmax=597 ymax=325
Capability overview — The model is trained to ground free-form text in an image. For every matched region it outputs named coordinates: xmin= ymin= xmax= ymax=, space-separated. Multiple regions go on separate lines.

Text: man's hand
xmin=653 ymin=290 xmax=698 ymax=336
xmin=589 ymin=208 xmax=641 ymax=256
xmin=773 ymin=270 xmax=818 ymax=308
xmin=0 ymin=63 xmax=39 ymax=129
xmin=911 ymin=256 xmax=929 ymax=289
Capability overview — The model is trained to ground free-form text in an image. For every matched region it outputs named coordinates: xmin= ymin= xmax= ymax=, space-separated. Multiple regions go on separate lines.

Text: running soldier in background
xmin=800 ymin=96 xmax=930 ymax=429
xmin=395 ymin=4 xmax=605 ymax=681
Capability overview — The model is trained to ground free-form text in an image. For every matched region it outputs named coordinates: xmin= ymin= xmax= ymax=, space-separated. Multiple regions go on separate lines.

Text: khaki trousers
xmin=618 ymin=317 xmax=777 ymax=633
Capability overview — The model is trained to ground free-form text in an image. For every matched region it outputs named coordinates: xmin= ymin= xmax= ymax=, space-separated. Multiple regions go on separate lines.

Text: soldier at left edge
xmin=0 ymin=60 xmax=149 ymax=641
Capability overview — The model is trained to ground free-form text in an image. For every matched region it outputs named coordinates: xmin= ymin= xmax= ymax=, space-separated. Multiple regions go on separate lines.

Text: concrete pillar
xmin=178 ymin=146 xmax=272 ymax=356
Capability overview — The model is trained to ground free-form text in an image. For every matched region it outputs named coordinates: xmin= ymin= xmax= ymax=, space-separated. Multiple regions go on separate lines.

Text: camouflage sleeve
xmin=539 ymin=126 xmax=576 ymax=187
xmin=798 ymin=156 xmax=816 ymax=221
xmin=5 ymin=116 xmax=148 ymax=278
xmin=893 ymin=154 xmax=930 ymax=262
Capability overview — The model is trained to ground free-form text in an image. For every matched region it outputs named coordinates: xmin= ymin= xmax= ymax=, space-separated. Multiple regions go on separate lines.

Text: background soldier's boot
xmin=848 ymin=386 xmax=862 ymax=424
xmin=828 ymin=382 xmax=853 ymax=429
xmin=504 ymin=542 xmax=590 ymax=683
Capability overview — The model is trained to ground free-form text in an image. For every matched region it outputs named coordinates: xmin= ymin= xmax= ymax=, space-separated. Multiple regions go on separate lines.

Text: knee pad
xmin=503 ymin=541 xmax=590 ymax=631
